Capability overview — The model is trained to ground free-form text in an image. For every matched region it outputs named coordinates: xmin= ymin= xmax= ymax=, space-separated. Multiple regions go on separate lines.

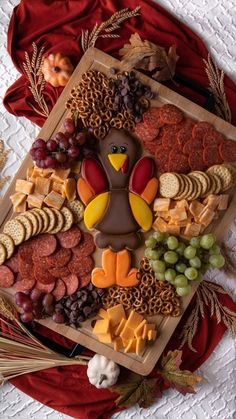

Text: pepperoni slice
xmin=188 ymin=150 xmax=206 ymax=171
xmin=135 ymin=122 xmax=159 ymax=143
xmin=68 ymin=255 xmax=94 ymax=276
xmin=159 ymin=104 xmax=183 ymax=125
xmin=203 ymin=130 xmax=224 ymax=147
xmin=219 ymin=140 xmax=236 ymax=162
xmin=177 ymin=128 xmax=192 ymax=146
xmin=5 ymin=252 xmax=19 ymax=273
xmin=49 ymin=265 xmax=70 ymax=278
xmin=168 ymin=145 xmax=184 ymax=160
xmin=192 ymin=121 xmax=213 ymax=140
xmin=183 ymin=137 xmax=203 ymax=155
xmin=33 ymin=265 xmax=55 ymax=284
xmin=63 ymin=274 xmax=80 ymax=295
xmin=143 ymin=141 xmax=156 ymax=154
xmin=155 ymin=145 xmax=170 ymax=172
xmin=203 ymin=146 xmax=223 ymax=166
xmin=79 ymin=273 xmax=92 ymax=288
xmin=35 ymin=282 xmax=55 ymax=293
xmin=72 ymin=233 xmax=95 ymax=257
xmin=0 ymin=266 xmax=15 ymax=288
xmin=56 ymin=226 xmax=82 ymax=249
xmin=143 ymin=107 xmax=164 ymax=128
xmin=161 ymin=125 xmax=181 ymax=147
xmin=52 ymin=279 xmax=66 ymax=301
xmin=46 ymin=248 xmax=72 ymax=268
xmin=14 ymin=277 xmax=35 ymax=292
xmin=32 ymin=234 xmax=57 ymax=257
xmin=168 ymin=154 xmax=190 ymax=173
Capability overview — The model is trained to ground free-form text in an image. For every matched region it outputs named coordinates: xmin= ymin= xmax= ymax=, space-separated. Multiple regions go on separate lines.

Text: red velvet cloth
xmin=3 ymin=0 xmax=236 ymax=417
xmin=4 ymin=0 xmax=236 ymax=127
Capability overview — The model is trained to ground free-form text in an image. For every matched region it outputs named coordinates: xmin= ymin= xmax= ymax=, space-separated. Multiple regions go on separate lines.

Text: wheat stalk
xmin=0 ymin=139 xmax=10 ymax=192
xmin=81 ymin=6 xmax=141 ymax=52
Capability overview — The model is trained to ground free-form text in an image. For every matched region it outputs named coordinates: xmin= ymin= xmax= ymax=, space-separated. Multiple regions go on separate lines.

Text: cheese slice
xmin=51 ymin=168 xmax=71 ymax=182
xmin=93 ymin=318 xmax=110 ymax=335
xmin=120 ymin=325 xmax=134 ymax=340
xmin=98 ymin=332 xmax=113 ymax=343
xmin=183 ymin=223 xmax=202 ymax=237
xmin=10 ymin=192 xmax=26 ymax=209
xmin=15 ymin=179 xmax=34 ymax=195
xmin=126 ymin=310 xmax=143 ymax=330
xmin=124 ymin=338 xmax=137 ymax=353
xmin=152 ymin=217 xmax=168 ymax=232
xmin=203 ymin=195 xmax=220 ymax=211
xmin=166 ymin=224 xmax=180 ymax=235
xmin=189 ymin=200 xmax=205 ymax=218
xmin=98 ymin=308 xmax=109 ymax=319
xmin=27 ymin=192 xmax=45 ymax=209
xmin=134 ymin=319 xmax=147 ymax=338
xmin=14 ymin=200 xmax=27 ymax=213
xmin=142 ymin=323 xmax=156 ymax=340
xmin=198 ymin=208 xmax=215 ymax=227
xmin=107 ymin=304 xmax=126 ymax=327
xmin=113 ymin=337 xmax=123 ymax=351
xmin=114 ymin=318 xmax=126 ymax=336
xmin=136 ymin=337 xmax=146 ymax=356
xmin=147 ymin=330 xmax=157 ymax=341
xmin=169 ymin=208 xmax=187 ymax=221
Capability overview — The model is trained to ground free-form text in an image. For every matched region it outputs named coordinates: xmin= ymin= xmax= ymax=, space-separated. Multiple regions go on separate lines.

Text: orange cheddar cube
xmin=203 ymin=195 xmax=220 ymax=211
xmin=126 ymin=310 xmax=143 ymax=330
xmin=114 ymin=318 xmax=126 ymax=336
xmin=169 ymin=208 xmax=187 ymax=221
xmin=107 ymin=304 xmax=126 ymax=327
xmin=14 ymin=200 xmax=27 ymax=213
xmin=189 ymin=200 xmax=205 ymax=218
xmin=183 ymin=223 xmax=202 ymax=237
xmin=142 ymin=323 xmax=155 ymax=340
xmin=93 ymin=318 xmax=110 ymax=335
xmin=70 ymin=160 xmax=81 ymax=174
xmin=134 ymin=319 xmax=147 ymax=338
xmin=98 ymin=308 xmax=109 ymax=319
xmin=10 ymin=192 xmax=26 ymax=209
xmin=176 ymin=199 xmax=189 ymax=209
xmin=15 ymin=179 xmax=34 ymax=195
xmin=51 ymin=168 xmax=71 ymax=182
xmin=153 ymin=217 xmax=168 ymax=232
xmin=44 ymin=190 xmax=65 ymax=210
xmin=166 ymin=224 xmax=181 ymax=235
xmin=147 ymin=330 xmax=157 ymax=341
xmin=64 ymin=178 xmax=76 ymax=202
xmin=113 ymin=337 xmax=123 ymax=351
xmin=35 ymin=176 xmax=51 ymax=195
xmin=217 ymin=194 xmax=229 ymax=211
xmin=51 ymin=181 xmax=64 ymax=194
xmin=124 ymin=339 xmax=137 ymax=353
xmin=27 ymin=192 xmax=45 ymax=209
xmin=98 ymin=332 xmax=113 ymax=344
xmin=136 ymin=337 xmax=146 ymax=356
xmin=26 ymin=166 xmax=34 ymax=180
xmin=198 ymin=208 xmax=215 ymax=227
xmin=153 ymin=198 xmax=170 ymax=212
xmin=120 ymin=326 xmax=134 ymax=341
xmin=156 ymin=211 xmax=170 ymax=221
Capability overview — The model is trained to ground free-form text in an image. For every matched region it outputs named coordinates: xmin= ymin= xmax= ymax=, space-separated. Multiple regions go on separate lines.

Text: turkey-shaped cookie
xmin=77 ymin=129 xmax=158 ymax=288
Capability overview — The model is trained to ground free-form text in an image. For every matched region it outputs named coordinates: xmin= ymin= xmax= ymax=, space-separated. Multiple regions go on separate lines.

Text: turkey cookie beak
xmin=108 ymin=153 xmax=128 ymax=171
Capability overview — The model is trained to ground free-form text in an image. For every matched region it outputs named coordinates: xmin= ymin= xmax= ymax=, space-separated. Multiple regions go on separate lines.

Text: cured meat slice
xmin=32 ymin=234 xmax=57 ymax=257
xmin=49 ymin=265 xmax=70 ymax=278
xmin=72 ymin=233 xmax=95 ymax=257
xmin=219 ymin=140 xmax=236 ymax=162
xmin=203 ymin=146 xmax=223 ymax=166
xmin=63 ymin=274 xmax=79 ymax=295
xmin=79 ymin=273 xmax=92 ymax=288
xmin=46 ymin=248 xmax=71 ymax=268
xmin=0 ymin=265 xmax=15 ymax=287
xmin=5 ymin=252 xmax=19 ymax=273
xmin=68 ymin=255 xmax=94 ymax=276
xmin=135 ymin=122 xmax=159 ymax=143
xmin=159 ymin=104 xmax=183 ymax=125
xmin=14 ymin=277 xmax=35 ymax=292
xmin=177 ymin=127 xmax=192 ymax=146
xmin=183 ymin=138 xmax=202 ymax=155
xmin=35 ymin=282 xmax=55 ymax=293
xmin=19 ymin=257 xmax=32 ymax=279
xmin=33 ymin=265 xmax=55 ymax=284
xmin=188 ymin=150 xmax=206 ymax=171
xmin=192 ymin=121 xmax=213 ymax=140
xmin=18 ymin=240 xmax=34 ymax=263
xmin=56 ymin=226 xmax=81 ymax=249
xmin=168 ymin=154 xmax=190 ymax=174
xmin=143 ymin=107 xmax=164 ymax=128
xmin=161 ymin=125 xmax=181 ymax=147
xmin=203 ymin=130 xmax=224 ymax=147
xmin=52 ymin=279 xmax=66 ymax=301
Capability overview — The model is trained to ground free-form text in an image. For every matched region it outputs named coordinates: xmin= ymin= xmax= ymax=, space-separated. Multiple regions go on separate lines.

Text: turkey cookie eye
xmin=119 ymin=146 xmax=127 ymax=153
xmin=111 ymin=145 xmax=118 ymax=153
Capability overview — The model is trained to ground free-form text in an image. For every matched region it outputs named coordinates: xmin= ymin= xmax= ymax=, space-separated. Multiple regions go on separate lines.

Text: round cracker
xmin=23 ymin=211 xmax=39 ymax=236
xmin=0 ymin=242 xmax=7 ymax=265
xmin=60 ymin=207 xmax=74 ymax=232
xmin=207 ymin=165 xmax=233 ymax=191
xmin=188 ymin=174 xmax=202 ymax=200
xmin=175 ymin=175 xmax=192 ymax=200
xmin=43 ymin=207 xmax=57 ymax=232
xmin=0 ymin=233 xmax=15 ymax=259
xmin=30 ymin=209 xmax=44 ymax=235
xmin=159 ymin=173 xmax=181 ymax=198
xmin=65 ymin=199 xmax=84 ymax=223
xmin=3 ymin=219 xmax=26 ymax=246
xmin=190 ymin=171 xmax=209 ymax=197
xmin=16 ymin=214 xmax=33 ymax=241
xmin=50 ymin=208 xmax=64 ymax=234
xmin=33 ymin=208 xmax=49 ymax=233
xmin=211 ymin=173 xmax=222 ymax=194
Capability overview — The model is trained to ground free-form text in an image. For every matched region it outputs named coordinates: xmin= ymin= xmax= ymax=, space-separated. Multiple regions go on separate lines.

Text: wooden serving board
xmin=1 ymin=47 xmax=236 ymax=375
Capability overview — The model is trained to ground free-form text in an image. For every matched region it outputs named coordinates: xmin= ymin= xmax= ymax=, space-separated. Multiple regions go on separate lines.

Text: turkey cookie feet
xmin=91 ymin=248 xmax=138 ymax=288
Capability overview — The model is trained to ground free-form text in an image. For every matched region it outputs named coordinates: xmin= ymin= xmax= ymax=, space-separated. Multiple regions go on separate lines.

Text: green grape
xmin=144 ymin=249 xmax=159 ymax=260
xmin=184 ymin=245 xmax=196 ymax=259
xmin=176 ymin=262 xmax=187 ymax=273
xmin=175 ymin=274 xmax=188 ymax=287
xmin=167 ymin=236 xmax=179 ymax=250
xmin=152 ymin=231 xmax=166 ymax=242
xmin=200 ymin=233 xmax=215 ymax=250
xmin=189 ymin=256 xmax=201 ymax=268
xmin=152 ymin=260 xmax=166 ymax=273
xmin=145 ymin=237 xmax=157 ymax=249
xmin=157 ymin=272 xmax=166 ymax=281
xmin=201 ymin=262 xmax=211 ymax=274
xmin=209 ymin=244 xmax=221 ymax=255
xmin=164 ymin=251 xmax=178 ymax=264
xmin=176 ymin=285 xmax=191 ymax=297
xmin=165 ymin=268 xmax=176 ymax=282
xmin=176 ymin=242 xmax=186 ymax=256
xmin=185 ymin=267 xmax=198 ymax=280
xmin=194 ymin=272 xmax=203 ymax=282
xmin=209 ymin=254 xmax=225 ymax=268
xmin=190 ymin=236 xmax=201 ymax=248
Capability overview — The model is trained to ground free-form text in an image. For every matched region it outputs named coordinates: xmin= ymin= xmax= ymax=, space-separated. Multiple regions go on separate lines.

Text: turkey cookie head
xmin=99 ymin=129 xmax=140 ymax=189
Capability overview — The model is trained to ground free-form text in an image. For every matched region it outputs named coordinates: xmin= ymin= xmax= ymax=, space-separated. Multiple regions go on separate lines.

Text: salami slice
xmin=168 ymin=154 xmax=190 ymax=174
xmin=192 ymin=121 xmax=213 ymax=140
xmin=143 ymin=107 xmax=164 ymax=128
xmin=18 ymin=240 xmax=34 ymax=263
xmin=188 ymin=150 xmax=206 ymax=171
xmin=46 ymin=248 xmax=72 ymax=268
xmin=72 ymin=233 xmax=95 ymax=257
xmin=52 ymin=279 xmax=66 ymax=301
xmin=35 ymin=281 xmax=55 ymax=293
xmin=177 ymin=128 xmax=192 ymax=146
xmin=203 ymin=130 xmax=224 ymax=147
xmin=32 ymin=234 xmax=57 ymax=257
xmin=203 ymin=146 xmax=223 ymax=166
xmin=49 ymin=265 xmax=70 ymax=278
xmin=183 ymin=137 xmax=203 ymax=155
xmin=14 ymin=277 xmax=35 ymax=292
xmin=0 ymin=265 xmax=15 ymax=287
xmin=19 ymin=258 xmax=32 ymax=279
xmin=134 ymin=122 xmax=159 ymax=143
xmin=219 ymin=140 xmax=236 ymax=162
xmin=5 ymin=252 xmax=19 ymax=273
xmin=56 ymin=226 xmax=82 ymax=249
xmin=161 ymin=125 xmax=181 ymax=147
xmin=155 ymin=145 xmax=170 ymax=173
xmin=63 ymin=274 xmax=80 ymax=295
xmin=68 ymin=255 xmax=94 ymax=276
xmin=79 ymin=273 xmax=92 ymax=288
xmin=159 ymin=104 xmax=183 ymax=125
xmin=33 ymin=265 xmax=55 ymax=284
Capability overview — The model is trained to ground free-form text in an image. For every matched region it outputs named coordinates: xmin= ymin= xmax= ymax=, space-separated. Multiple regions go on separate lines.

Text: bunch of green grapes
xmin=145 ymin=231 xmax=225 ymax=297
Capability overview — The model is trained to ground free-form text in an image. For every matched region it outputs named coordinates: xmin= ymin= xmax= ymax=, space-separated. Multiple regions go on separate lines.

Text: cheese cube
xmin=107 ymin=304 xmax=126 ymax=327
xmin=169 ymin=208 xmax=187 ymax=221
xmin=142 ymin=323 xmax=155 ymax=340
xmin=113 ymin=337 xmax=124 ymax=351
xmin=114 ymin=318 xmax=126 ymax=336
xmin=189 ymin=200 xmax=205 ymax=218
xmin=98 ymin=308 xmax=109 ymax=319
xmin=35 ymin=176 xmax=51 ymax=195
xmin=64 ymin=178 xmax=77 ymax=202
xmin=93 ymin=318 xmax=110 ymax=335
xmin=153 ymin=198 xmax=170 ymax=212
xmin=153 ymin=217 xmax=168 ymax=232
xmin=203 ymin=195 xmax=220 ymax=211
xmin=15 ymin=179 xmax=34 ymax=195
xmin=147 ymin=330 xmax=157 ymax=341
xmin=217 ymin=194 xmax=229 ymax=211
xmin=136 ymin=337 xmax=146 ymax=356
xmin=26 ymin=166 xmax=34 ymax=180
xmin=198 ymin=208 xmax=215 ymax=227
xmin=14 ymin=200 xmax=27 ymax=213
xmin=10 ymin=192 xmax=26 ymax=209
xmin=98 ymin=332 xmax=113 ymax=343
xmin=44 ymin=190 xmax=65 ymax=210
xmin=51 ymin=168 xmax=71 ymax=182
xmin=183 ymin=223 xmax=202 ymax=237
xmin=156 ymin=211 xmax=170 ymax=221
xmin=126 ymin=310 xmax=143 ymax=330
xmin=120 ymin=326 xmax=134 ymax=340
xmin=124 ymin=339 xmax=137 ymax=353
xmin=51 ymin=181 xmax=64 ymax=194
xmin=27 ymin=192 xmax=45 ymax=209
xmin=166 ymin=224 xmax=180 ymax=235
xmin=176 ymin=199 xmax=189 ymax=209
xmin=70 ymin=160 xmax=81 ymax=174
xmin=134 ymin=319 xmax=147 ymax=338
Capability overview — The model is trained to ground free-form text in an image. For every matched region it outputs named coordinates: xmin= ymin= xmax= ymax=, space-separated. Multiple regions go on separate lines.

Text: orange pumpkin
xmin=42 ymin=53 xmax=74 ymax=87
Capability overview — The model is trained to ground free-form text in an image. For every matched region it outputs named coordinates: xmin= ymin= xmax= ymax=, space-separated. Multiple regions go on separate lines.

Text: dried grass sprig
xmin=81 ymin=7 xmax=141 ymax=52
xmin=23 ymin=42 xmax=49 ymax=118
xmin=0 ymin=139 xmax=10 ymax=192
xmin=203 ymin=54 xmax=231 ymax=122
xmin=0 ymin=295 xmax=90 ymax=383
xmin=179 ymin=281 xmax=236 ymax=351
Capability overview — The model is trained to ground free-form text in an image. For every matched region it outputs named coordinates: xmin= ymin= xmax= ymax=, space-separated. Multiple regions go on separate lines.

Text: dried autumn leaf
xmin=159 ymin=350 xmax=202 ymax=394
xmin=119 ymin=33 xmax=179 ymax=81
xmin=111 ymin=372 xmax=162 ymax=409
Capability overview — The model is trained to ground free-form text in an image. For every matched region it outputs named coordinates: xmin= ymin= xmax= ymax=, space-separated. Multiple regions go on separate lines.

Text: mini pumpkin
xmin=87 ymin=354 xmax=120 ymax=388
xmin=42 ymin=53 xmax=74 ymax=87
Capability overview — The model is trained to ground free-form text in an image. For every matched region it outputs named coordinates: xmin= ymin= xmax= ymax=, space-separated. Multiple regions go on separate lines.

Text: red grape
xmin=44 ymin=305 xmax=54 ymax=315
xmin=68 ymin=146 xmax=80 ymax=159
xmin=30 ymin=148 xmax=37 ymax=158
xmin=52 ymin=313 xmax=65 ymax=324
xmin=75 ymin=132 xmax=86 ymax=145
xmin=63 ymin=118 xmax=75 ymax=134
xmin=42 ymin=293 xmax=54 ymax=308
xmin=59 ymin=137 xmax=69 ymax=150
xmin=34 ymin=148 xmax=48 ymax=160
xmin=44 ymin=155 xmax=57 ymax=168
xmin=46 ymin=139 xmax=58 ymax=152
xmin=55 ymin=132 xmax=67 ymax=142
xmin=55 ymin=152 xmax=67 ymax=163
xmin=20 ymin=312 xmax=34 ymax=323
xmin=32 ymin=139 xmax=46 ymax=149
xmin=68 ymin=137 xmax=78 ymax=147
xmin=22 ymin=300 xmax=34 ymax=313
xmin=30 ymin=288 xmax=42 ymax=302
xmin=15 ymin=292 xmax=29 ymax=307
xmin=33 ymin=302 xmax=43 ymax=319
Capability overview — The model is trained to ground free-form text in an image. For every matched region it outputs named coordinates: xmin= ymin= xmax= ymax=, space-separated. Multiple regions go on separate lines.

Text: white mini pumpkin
xmin=87 ymin=354 xmax=120 ymax=388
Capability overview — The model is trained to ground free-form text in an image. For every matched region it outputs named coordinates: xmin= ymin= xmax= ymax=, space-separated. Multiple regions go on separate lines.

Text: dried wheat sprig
xmin=0 ymin=139 xmax=10 ymax=192
xmin=81 ymin=6 xmax=141 ymax=52
xmin=23 ymin=43 xmax=49 ymax=118
xmin=203 ymin=54 xmax=231 ymax=122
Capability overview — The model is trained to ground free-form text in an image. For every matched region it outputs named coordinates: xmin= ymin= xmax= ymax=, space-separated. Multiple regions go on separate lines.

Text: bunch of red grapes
xmin=30 ymin=118 xmax=95 ymax=169
xmin=15 ymin=289 xmax=55 ymax=323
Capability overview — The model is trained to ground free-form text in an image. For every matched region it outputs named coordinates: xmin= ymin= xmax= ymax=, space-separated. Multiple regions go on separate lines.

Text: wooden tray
xmin=1 ymin=47 xmax=236 ymax=375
